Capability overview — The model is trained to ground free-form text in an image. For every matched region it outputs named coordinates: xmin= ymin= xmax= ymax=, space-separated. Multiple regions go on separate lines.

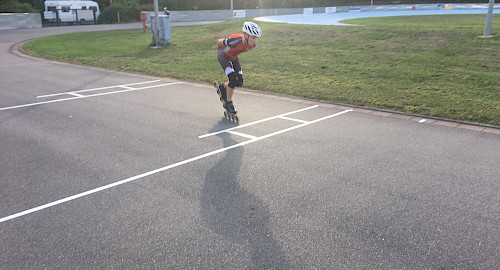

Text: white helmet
xmin=242 ymin=21 xmax=262 ymax=37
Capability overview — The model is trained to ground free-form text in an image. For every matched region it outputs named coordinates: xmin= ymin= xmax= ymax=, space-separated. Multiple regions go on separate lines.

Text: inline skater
xmin=216 ymin=21 xmax=262 ymax=117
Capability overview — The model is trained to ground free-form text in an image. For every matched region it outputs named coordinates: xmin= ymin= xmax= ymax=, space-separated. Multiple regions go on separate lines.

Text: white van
xmin=44 ymin=0 xmax=100 ymax=24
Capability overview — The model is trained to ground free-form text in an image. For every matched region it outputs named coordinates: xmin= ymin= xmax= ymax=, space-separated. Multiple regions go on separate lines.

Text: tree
xmin=0 ymin=0 xmax=38 ymax=13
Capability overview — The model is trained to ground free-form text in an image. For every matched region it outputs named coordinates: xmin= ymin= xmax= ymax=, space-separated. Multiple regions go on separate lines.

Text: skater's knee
xmin=237 ymin=73 xmax=243 ymax=87
xmin=227 ymin=72 xmax=238 ymax=88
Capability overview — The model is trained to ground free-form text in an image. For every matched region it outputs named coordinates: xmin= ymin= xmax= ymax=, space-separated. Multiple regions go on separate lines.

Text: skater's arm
xmin=217 ymin=39 xmax=226 ymax=49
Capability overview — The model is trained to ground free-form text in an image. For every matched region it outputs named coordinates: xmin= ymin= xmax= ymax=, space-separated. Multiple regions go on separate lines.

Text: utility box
xmin=150 ymin=14 xmax=171 ymax=46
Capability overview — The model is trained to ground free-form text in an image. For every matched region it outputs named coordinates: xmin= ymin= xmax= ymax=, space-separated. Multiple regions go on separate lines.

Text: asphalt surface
xmin=1 ymin=22 xmax=500 ymax=269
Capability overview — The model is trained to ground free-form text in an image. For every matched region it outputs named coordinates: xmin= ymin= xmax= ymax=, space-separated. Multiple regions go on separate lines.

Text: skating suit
xmin=220 ymin=34 xmax=255 ymax=61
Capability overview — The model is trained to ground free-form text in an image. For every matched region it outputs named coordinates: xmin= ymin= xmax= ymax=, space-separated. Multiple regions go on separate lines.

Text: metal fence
xmin=43 ymin=9 xmax=97 ymax=26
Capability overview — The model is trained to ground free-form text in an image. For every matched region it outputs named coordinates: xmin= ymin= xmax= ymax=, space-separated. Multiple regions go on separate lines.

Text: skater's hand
xmin=217 ymin=39 xmax=225 ymax=49
xmin=237 ymin=74 xmax=243 ymax=86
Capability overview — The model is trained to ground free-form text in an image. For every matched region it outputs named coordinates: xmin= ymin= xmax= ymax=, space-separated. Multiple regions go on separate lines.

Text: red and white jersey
xmin=220 ymin=34 xmax=255 ymax=60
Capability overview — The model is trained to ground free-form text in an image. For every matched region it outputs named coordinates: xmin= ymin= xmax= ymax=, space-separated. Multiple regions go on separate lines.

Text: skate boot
xmin=216 ymin=83 xmax=227 ymax=105
xmin=213 ymin=82 xmax=238 ymax=122
xmin=223 ymin=101 xmax=239 ymax=122
xmin=225 ymin=101 xmax=237 ymax=113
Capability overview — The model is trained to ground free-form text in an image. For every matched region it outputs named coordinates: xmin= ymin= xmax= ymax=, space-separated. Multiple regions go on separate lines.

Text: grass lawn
xmin=23 ymin=15 xmax=500 ymax=126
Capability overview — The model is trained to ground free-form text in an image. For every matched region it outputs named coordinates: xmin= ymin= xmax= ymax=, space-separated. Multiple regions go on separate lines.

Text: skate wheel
xmin=224 ymin=111 xmax=228 ymax=119
xmin=234 ymin=115 xmax=239 ymax=122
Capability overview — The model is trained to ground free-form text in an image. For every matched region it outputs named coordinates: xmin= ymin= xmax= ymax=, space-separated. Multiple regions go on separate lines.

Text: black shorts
xmin=217 ymin=49 xmax=241 ymax=76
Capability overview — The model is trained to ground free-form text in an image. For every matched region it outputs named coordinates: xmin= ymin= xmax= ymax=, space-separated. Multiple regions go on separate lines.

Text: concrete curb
xmin=11 ymin=30 xmax=500 ymax=136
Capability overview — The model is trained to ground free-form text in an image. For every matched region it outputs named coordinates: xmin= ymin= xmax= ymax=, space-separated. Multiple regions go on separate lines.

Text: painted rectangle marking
xmin=0 ymin=106 xmax=352 ymax=224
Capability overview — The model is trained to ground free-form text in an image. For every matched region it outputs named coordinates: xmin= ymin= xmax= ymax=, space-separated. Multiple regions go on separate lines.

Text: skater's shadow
xmin=200 ymin=118 xmax=289 ymax=268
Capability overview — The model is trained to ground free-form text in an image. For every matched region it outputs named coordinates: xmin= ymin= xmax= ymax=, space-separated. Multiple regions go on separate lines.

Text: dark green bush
xmin=97 ymin=0 xmax=144 ymax=24
xmin=0 ymin=0 xmax=37 ymax=13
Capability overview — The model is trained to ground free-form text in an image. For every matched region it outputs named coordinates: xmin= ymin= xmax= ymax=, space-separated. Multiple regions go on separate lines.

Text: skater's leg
xmin=217 ymin=51 xmax=238 ymax=107
xmin=225 ymin=83 xmax=235 ymax=102
xmin=226 ymin=71 xmax=239 ymax=102
xmin=227 ymin=58 xmax=241 ymax=102
xmin=218 ymin=83 xmax=227 ymax=102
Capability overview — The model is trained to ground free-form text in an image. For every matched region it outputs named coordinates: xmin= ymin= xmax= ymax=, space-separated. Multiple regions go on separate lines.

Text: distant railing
xmin=144 ymin=3 xmax=498 ymax=23
xmin=43 ymin=9 xmax=97 ymax=26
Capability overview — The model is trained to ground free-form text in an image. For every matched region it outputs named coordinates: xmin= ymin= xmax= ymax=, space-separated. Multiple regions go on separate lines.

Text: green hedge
xmin=0 ymin=0 xmax=37 ymax=13
xmin=98 ymin=0 xmax=147 ymax=24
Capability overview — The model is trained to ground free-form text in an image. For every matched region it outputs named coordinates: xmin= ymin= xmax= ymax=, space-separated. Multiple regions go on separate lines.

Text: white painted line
xmin=0 ymin=96 xmax=84 ymax=112
xmin=37 ymin=80 xmax=161 ymax=98
xmin=279 ymin=116 xmax=309 ymax=124
xmin=0 ymin=82 xmax=180 ymax=112
xmin=419 ymin=119 xmax=427 ymax=123
xmin=0 ymin=109 xmax=352 ymax=224
xmin=228 ymin=131 xmax=258 ymax=140
xmin=307 ymin=109 xmax=352 ymax=124
xmin=68 ymin=92 xmax=85 ymax=98
xmin=129 ymin=83 xmax=180 ymax=91
xmin=0 ymin=141 xmax=251 ymax=224
xmin=256 ymin=109 xmax=352 ymax=141
xmin=199 ymin=105 xmax=319 ymax=138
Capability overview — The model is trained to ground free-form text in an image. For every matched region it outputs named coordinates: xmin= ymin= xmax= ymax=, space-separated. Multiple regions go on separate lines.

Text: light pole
xmin=153 ymin=0 xmax=160 ymax=47
xmin=483 ymin=0 xmax=495 ymax=37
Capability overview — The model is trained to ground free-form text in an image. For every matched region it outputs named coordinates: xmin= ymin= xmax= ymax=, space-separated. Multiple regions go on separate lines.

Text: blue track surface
xmin=256 ymin=9 xmax=500 ymax=26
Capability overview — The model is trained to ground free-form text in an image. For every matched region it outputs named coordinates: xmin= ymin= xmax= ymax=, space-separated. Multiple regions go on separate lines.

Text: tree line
xmin=1 ymin=0 xmax=488 ymax=14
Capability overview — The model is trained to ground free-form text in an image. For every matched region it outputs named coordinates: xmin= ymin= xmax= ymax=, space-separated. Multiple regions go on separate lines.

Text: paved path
xmin=1 ymin=22 xmax=500 ymax=269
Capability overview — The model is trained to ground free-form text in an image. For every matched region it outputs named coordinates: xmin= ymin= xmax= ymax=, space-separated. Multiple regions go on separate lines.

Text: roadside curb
xmin=234 ymin=88 xmax=500 ymax=135
xmin=12 ymin=39 xmax=500 ymax=136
